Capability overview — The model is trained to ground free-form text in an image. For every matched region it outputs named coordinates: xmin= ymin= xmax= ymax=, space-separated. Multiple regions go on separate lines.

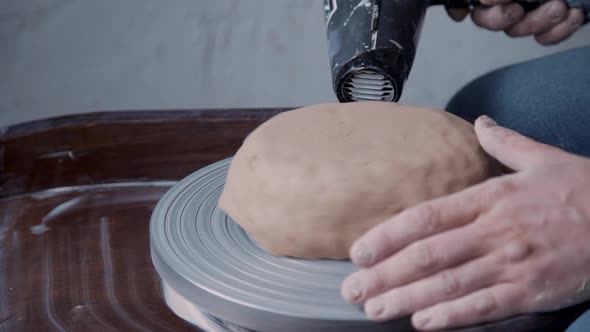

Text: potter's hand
xmin=446 ymin=0 xmax=585 ymax=45
xmin=341 ymin=115 xmax=590 ymax=331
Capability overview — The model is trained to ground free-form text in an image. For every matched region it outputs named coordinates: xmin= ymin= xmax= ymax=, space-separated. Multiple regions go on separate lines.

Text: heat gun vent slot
xmin=342 ymin=70 xmax=395 ymax=102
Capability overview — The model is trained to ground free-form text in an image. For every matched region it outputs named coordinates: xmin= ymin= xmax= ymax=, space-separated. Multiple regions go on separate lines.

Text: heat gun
xmin=324 ymin=0 xmax=589 ymax=103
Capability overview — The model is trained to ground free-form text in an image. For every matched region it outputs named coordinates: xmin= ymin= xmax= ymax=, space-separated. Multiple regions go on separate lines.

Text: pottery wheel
xmin=150 ymin=158 xmax=409 ymax=332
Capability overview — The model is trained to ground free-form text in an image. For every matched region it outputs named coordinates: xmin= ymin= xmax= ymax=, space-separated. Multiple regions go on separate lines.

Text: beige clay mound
xmin=219 ymin=102 xmax=500 ymax=260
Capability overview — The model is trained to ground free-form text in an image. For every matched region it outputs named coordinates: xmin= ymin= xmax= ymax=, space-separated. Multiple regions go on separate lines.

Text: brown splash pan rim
xmin=0 ymin=108 xmax=297 ymax=140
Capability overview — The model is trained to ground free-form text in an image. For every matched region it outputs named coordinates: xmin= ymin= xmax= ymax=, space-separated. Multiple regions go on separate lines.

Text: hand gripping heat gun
xmin=324 ymin=0 xmax=589 ymax=103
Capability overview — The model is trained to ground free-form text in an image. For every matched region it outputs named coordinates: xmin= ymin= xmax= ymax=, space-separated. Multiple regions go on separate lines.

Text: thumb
xmin=474 ymin=115 xmax=571 ymax=171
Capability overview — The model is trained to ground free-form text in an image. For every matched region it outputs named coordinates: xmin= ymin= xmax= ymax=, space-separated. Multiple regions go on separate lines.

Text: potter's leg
xmin=446 ymin=45 xmax=590 ymax=157
xmin=566 ymin=308 xmax=590 ymax=332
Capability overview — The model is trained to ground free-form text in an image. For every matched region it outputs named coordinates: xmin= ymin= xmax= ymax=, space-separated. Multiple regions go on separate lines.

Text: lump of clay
xmin=218 ymin=102 xmax=500 ymax=260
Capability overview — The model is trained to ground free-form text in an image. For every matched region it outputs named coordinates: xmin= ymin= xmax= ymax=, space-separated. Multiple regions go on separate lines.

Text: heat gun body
xmin=324 ymin=0 xmax=588 ymax=103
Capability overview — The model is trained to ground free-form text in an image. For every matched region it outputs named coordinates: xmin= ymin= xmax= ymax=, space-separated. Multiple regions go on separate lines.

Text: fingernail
xmin=505 ymin=5 xmax=521 ymax=22
xmin=365 ymin=299 xmax=385 ymax=319
xmin=547 ymin=2 xmax=565 ymax=22
xmin=413 ymin=312 xmax=432 ymax=329
xmin=421 ymin=312 xmax=449 ymax=330
xmin=352 ymin=243 xmax=374 ymax=266
xmin=342 ymin=277 xmax=362 ymax=302
xmin=479 ymin=115 xmax=497 ymax=128
xmin=505 ymin=10 xmax=516 ymax=22
xmin=570 ymin=11 xmax=584 ymax=27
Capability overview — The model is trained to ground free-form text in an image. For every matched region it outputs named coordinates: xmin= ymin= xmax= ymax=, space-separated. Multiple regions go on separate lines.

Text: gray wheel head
xmin=149 ymin=158 xmax=412 ymax=332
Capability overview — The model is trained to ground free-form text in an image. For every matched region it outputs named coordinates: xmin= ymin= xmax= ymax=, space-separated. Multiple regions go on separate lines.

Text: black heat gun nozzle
xmin=324 ymin=0 xmax=428 ymax=103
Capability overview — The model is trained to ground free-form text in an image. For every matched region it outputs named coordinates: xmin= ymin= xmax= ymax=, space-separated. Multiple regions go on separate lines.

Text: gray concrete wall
xmin=1 ymin=0 xmax=589 ymax=126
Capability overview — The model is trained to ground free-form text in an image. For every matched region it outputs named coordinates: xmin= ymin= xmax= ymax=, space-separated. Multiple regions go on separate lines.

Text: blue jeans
xmin=445 ymin=45 xmax=590 ymax=331
xmin=447 ymin=45 xmax=590 ymax=157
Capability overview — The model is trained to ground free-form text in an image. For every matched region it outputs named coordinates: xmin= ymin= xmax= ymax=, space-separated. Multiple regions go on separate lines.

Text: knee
xmin=445 ymin=68 xmax=513 ymax=123
xmin=447 ymin=45 xmax=590 ymax=121
xmin=445 ymin=45 xmax=590 ymax=156
xmin=449 ymin=46 xmax=589 ymax=117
